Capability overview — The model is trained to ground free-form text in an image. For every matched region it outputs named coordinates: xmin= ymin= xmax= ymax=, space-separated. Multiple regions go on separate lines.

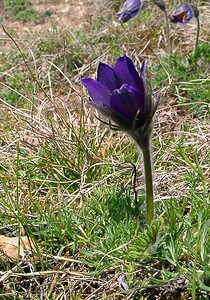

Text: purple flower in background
xmin=116 ymin=0 xmax=142 ymax=23
xmin=81 ymin=54 xmax=153 ymax=136
xmin=171 ymin=4 xmax=194 ymax=24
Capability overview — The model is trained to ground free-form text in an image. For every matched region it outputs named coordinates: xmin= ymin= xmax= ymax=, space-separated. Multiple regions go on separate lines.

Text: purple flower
xmin=116 ymin=0 xmax=142 ymax=23
xmin=171 ymin=4 xmax=194 ymax=24
xmin=81 ymin=54 xmax=153 ymax=136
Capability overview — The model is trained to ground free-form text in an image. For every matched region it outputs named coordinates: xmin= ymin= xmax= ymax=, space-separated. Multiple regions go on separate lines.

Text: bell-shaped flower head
xmin=171 ymin=4 xmax=194 ymax=24
xmin=81 ymin=54 xmax=155 ymax=146
xmin=116 ymin=0 xmax=142 ymax=23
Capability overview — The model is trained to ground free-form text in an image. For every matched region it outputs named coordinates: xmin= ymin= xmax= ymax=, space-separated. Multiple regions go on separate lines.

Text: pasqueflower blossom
xmin=116 ymin=0 xmax=142 ymax=23
xmin=81 ymin=54 xmax=154 ymax=147
xmin=171 ymin=4 xmax=194 ymax=24
xmin=81 ymin=54 xmax=157 ymax=225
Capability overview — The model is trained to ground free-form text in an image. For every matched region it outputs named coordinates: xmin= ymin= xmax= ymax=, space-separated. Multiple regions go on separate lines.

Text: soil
xmin=0 ymin=0 xmax=111 ymax=37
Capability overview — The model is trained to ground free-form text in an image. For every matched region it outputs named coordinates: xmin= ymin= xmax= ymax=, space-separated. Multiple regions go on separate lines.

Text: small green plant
xmin=3 ymin=0 xmax=39 ymax=22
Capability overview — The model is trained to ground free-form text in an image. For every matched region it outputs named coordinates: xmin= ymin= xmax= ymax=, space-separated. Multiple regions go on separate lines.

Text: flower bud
xmin=116 ymin=0 xmax=142 ymax=23
xmin=153 ymin=0 xmax=166 ymax=12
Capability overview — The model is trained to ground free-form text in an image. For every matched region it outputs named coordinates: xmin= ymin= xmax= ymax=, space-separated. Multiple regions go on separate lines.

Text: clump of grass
xmin=3 ymin=0 xmax=39 ymax=22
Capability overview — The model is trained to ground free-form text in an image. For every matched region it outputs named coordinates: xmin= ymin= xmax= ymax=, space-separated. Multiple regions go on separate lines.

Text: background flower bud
xmin=116 ymin=0 xmax=142 ymax=23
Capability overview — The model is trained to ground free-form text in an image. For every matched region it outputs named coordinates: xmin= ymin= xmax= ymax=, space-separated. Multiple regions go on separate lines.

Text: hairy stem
xmin=141 ymin=141 xmax=154 ymax=226
xmin=164 ymin=11 xmax=172 ymax=54
xmin=194 ymin=16 xmax=200 ymax=70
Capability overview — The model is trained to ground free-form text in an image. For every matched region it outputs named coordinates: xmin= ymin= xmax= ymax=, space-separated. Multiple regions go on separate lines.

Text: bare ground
xmin=0 ymin=0 xmax=112 ymax=36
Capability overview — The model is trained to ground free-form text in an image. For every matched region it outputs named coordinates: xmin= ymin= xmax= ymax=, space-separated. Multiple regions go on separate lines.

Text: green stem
xmin=194 ymin=16 xmax=200 ymax=70
xmin=141 ymin=141 xmax=154 ymax=226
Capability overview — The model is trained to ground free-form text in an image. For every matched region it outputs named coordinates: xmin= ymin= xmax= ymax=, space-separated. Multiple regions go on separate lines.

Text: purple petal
xmin=116 ymin=0 xmax=142 ymax=23
xmin=171 ymin=5 xmax=194 ymax=24
xmin=97 ymin=62 xmax=116 ymax=92
xmin=110 ymin=83 xmax=144 ymax=120
xmin=86 ymin=99 xmax=131 ymax=129
xmin=114 ymin=54 xmax=141 ymax=90
xmin=81 ymin=78 xmax=111 ymax=106
xmin=86 ymin=100 xmax=111 ymax=117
